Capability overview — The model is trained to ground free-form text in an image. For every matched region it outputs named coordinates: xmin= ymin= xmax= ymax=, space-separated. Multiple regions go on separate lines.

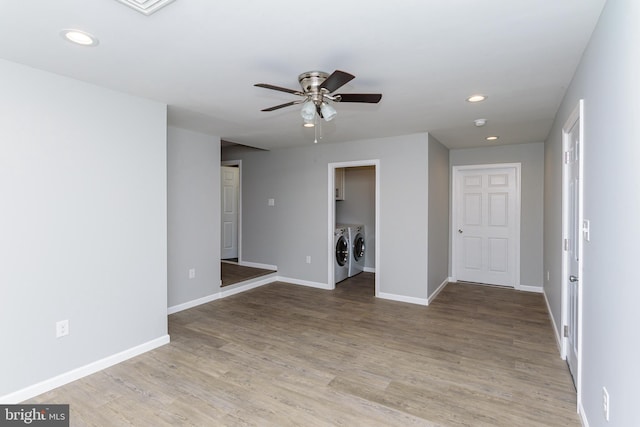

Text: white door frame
xmin=221 ymin=160 xmax=242 ymax=263
xmin=328 ymin=160 xmax=380 ymax=296
xmin=561 ymin=99 xmax=584 ymax=409
xmin=451 ymin=163 xmax=521 ymax=288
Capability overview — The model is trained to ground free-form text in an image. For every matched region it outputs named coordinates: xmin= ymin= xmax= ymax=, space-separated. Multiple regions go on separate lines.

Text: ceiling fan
xmin=254 ymin=70 xmax=382 ymax=125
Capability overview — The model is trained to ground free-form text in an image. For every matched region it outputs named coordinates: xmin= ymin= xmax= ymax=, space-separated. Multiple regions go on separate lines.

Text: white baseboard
xmin=0 ymin=335 xmax=170 ymax=404
xmin=516 ymin=284 xmax=544 ymax=293
xmin=579 ymin=401 xmax=589 ymax=427
xmin=168 ymin=274 xmax=278 ymax=314
xmin=277 ymin=276 xmax=332 ymax=290
xmin=378 ymin=292 xmax=428 ymax=306
xmin=543 ymin=288 xmax=563 ymax=357
xmin=427 ymin=277 xmax=450 ymax=305
xmin=363 ymin=267 xmax=376 ymax=273
xmin=240 ymin=261 xmax=278 ymax=271
xmin=220 ymin=274 xmax=277 ymax=298
xmin=168 ymin=292 xmax=221 ymax=315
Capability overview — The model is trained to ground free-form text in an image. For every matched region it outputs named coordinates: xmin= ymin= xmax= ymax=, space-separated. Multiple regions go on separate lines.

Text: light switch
xmin=268 ymin=198 xmax=275 ymax=206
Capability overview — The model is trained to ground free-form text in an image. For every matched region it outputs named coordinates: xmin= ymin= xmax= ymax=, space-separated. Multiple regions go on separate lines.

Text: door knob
xmin=458 ymin=229 xmax=463 ymax=234
xmin=569 ymin=275 xmax=579 ymax=282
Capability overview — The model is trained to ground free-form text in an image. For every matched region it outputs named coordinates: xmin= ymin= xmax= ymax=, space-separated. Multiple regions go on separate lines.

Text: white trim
xmin=516 ymin=284 xmax=544 ymax=293
xmin=451 ymin=163 xmax=522 ymax=288
xmin=561 ymin=99 xmax=585 ymax=412
xmin=427 ymin=278 xmax=450 ymax=305
xmin=328 ymin=169 xmax=334 ymax=289
xmin=277 ymin=276 xmax=332 ymax=290
xmin=328 ymin=160 xmax=381 ymax=298
xmin=0 ymin=335 xmax=170 ymax=404
xmin=168 ymin=273 xmax=277 ymax=314
xmin=168 ymin=292 xmax=221 ymax=315
xmin=171 ymin=266 xmax=438 ymax=317
xmin=544 ymin=289 xmax=563 ymax=356
xmin=378 ymin=292 xmax=428 ymax=306
xmin=220 ymin=274 xmax=278 ymax=298
xmin=221 ymin=160 xmax=242 ymax=264
xmin=239 ymin=261 xmax=277 ymax=271
xmin=579 ymin=401 xmax=590 ymax=427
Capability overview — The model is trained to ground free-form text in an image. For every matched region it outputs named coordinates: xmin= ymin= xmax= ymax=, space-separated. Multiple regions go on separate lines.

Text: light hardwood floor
xmin=30 ymin=273 xmax=579 ymax=426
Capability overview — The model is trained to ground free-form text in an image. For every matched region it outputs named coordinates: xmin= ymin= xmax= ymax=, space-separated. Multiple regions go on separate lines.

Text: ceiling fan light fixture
xmin=320 ymin=102 xmax=337 ymax=121
xmin=300 ymin=100 xmax=316 ymax=121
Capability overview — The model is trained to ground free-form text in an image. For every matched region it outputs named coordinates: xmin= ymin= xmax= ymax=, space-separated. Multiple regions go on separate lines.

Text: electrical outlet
xmin=188 ymin=268 xmax=196 ymax=279
xmin=306 ymin=256 xmax=311 ymax=264
xmin=56 ymin=320 xmax=69 ymax=338
xmin=603 ymin=387 xmax=610 ymax=421
xmin=268 ymin=198 xmax=275 ymax=206
xmin=546 ymin=270 xmax=550 ymax=281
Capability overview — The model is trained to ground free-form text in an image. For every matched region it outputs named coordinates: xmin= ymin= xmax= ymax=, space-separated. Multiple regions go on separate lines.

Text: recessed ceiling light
xmin=61 ymin=29 xmax=99 ymax=46
xmin=486 ymin=136 xmax=499 ymax=141
xmin=303 ymin=122 xmax=315 ymax=128
xmin=466 ymin=94 xmax=487 ymax=103
xmin=474 ymin=118 xmax=487 ymax=127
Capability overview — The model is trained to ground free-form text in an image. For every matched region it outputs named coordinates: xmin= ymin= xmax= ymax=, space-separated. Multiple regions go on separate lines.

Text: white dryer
xmin=343 ymin=224 xmax=365 ymax=277
xmin=334 ymin=226 xmax=350 ymax=284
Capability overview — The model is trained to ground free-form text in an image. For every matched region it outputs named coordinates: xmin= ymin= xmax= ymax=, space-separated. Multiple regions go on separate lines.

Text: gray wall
xmin=336 ymin=166 xmax=376 ymax=270
xmin=544 ymin=1 xmax=639 ymax=425
xmin=450 ymin=142 xmax=544 ymax=288
xmin=0 ymin=59 xmax=168 ymax=397
xmin=428 ymin=136 xmax=450 ymax=295
xmin=223 ymin=133 xmax=432 ymax=299
xmin=167 ymin=127 xmax=221 ymax=308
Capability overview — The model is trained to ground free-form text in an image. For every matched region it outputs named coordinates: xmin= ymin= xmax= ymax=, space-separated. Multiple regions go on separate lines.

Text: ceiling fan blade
xmin=319 ymin=70 xmax=355 ymax=93
xmin=261 ymin=100 xmax=301 ymax=112
xmin=335 ymin=93 xmax=382 ymax=103
xmin=254 ymin=83 xmax=302 ymax=95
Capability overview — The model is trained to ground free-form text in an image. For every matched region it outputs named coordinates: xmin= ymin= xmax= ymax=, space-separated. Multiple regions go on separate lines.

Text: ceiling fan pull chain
xmin=314 ymin=113 xmax=318 ymax=144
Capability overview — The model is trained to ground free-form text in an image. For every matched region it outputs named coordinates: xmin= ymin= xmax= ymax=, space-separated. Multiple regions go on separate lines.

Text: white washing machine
xmin=334 ymin=226 xmax=350 ymax=284
xmin=343 ymin=224 xmax=365 ymax=277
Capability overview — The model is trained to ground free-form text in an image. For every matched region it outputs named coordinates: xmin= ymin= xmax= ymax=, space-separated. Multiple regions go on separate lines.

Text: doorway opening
xmin=221 ymin=160 xmax=241 ymax=263
xmin=328 ymin=160 xmax=380 ymax=297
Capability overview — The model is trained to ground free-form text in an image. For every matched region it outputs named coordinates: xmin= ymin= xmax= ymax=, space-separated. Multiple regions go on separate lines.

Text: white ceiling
xmin=0 ymin=0 xmax=606 ymax=150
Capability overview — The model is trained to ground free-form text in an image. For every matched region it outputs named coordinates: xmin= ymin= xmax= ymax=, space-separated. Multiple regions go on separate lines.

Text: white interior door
xmin=453 ymin=165 xmax=520 ymax=287
xmin=221 ymin=166 xmax=239 ymax=260
xmin=564 ymin=108 xmax=582 ymax=386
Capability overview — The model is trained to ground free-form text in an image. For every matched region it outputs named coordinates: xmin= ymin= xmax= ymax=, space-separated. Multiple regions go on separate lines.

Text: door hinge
xmin=563 ymin=238 xmax=569 ymax=251
xmin=564 ymin=151 xmax=570 ymax=164
xmin=563 ymin=325 xmax=569 ymax=338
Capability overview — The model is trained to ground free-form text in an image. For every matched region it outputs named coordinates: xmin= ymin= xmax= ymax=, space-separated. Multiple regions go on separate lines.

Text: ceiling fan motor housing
xmin=298 ymin=71 xmax=330 ymax=94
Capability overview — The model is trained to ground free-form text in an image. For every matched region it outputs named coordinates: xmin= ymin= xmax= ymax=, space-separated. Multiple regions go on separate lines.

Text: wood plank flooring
xmin=30 ymin=273 xmax=579 ymax=426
